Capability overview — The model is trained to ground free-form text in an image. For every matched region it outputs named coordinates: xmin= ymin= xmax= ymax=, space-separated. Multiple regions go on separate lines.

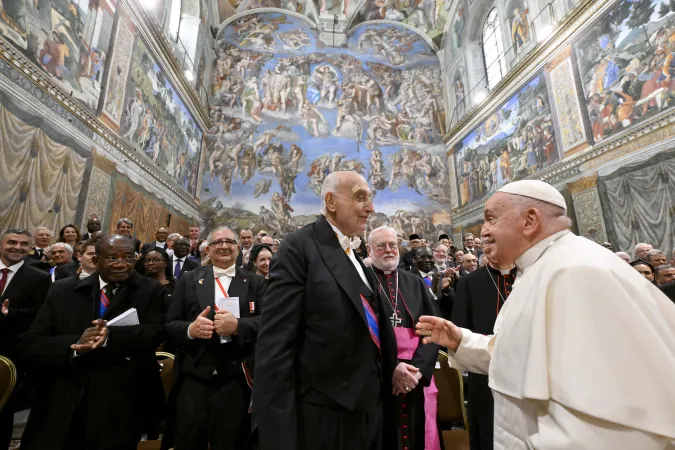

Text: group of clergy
xmin=2 ymin=169 xmax=675 ymax=450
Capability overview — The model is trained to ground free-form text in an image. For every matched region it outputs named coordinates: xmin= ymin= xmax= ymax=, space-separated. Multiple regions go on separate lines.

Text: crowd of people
xmin=0 ymin=171 xmax=674 ymax=450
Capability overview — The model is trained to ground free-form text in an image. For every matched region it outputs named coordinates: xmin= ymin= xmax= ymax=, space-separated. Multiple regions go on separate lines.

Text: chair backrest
xmin=156 ymin=352 xmax=175 ymax=400
xmin=0 ymin=356 xmax=17 ymax=413
xmin=435 ymin=351 xmax=469 ymax=429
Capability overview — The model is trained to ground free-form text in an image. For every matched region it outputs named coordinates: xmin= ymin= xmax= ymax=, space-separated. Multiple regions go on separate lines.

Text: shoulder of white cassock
xmin=489 ymin=232 xmax=675 ymax=439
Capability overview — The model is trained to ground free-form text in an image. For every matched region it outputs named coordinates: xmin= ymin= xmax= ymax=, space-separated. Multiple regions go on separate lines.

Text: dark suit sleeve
xmin=105 ymin=284 xmax=165 ymax=357
xmin=410 ymin=278 xmax=440 ymax=385
xmin=451 ymin=276 xmax=472 ymax=329
xmin=254 ymin=233 xmax=306 ymax=450
xmin=233 ymin=276 xmax=266 ymax=345
xmin=12 ymin=271 xmax=52 ymax=336
xmin=18 ymin=286 xmax=81 ymax=372
xmin=165 ymin=273 xmax=193 ymax=346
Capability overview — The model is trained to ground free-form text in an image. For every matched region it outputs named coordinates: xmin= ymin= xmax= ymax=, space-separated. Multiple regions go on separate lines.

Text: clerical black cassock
xmin=371 ymin=267 xmax=441 ymax=450
xmin=451 ymin=265 xmax=516 ymax=450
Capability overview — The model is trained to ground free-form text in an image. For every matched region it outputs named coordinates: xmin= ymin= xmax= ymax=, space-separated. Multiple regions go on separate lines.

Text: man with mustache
xmin=366 ymin=226 xmax=441 ymax=450
xmin=255 ymin=171 xmax=398 ymax=450
xmin=166 ymin=226 xmax=266 ymax=450
xmin=19 ymin=234 xmax=165 ymax=450
xmin=417 ymin=180 xmax=675 ymax=449
xmin=0 ymin=228 xmax=51 ymax=448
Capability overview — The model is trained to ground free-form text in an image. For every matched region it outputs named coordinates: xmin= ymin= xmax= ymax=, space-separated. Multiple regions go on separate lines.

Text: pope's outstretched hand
xmin=415 ymin=316 xmax=463 ymax=352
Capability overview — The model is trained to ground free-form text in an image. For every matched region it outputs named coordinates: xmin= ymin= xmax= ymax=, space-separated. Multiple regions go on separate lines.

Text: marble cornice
xmin=123 ymin=0 xmax=211 ymax=131
xmin=451 ymin=104 xmax=675 ymax=225
xmin=443 ymin=0 xmax=612 ymax=147
xmin=0 ymin=39 xmax=199 ymax=212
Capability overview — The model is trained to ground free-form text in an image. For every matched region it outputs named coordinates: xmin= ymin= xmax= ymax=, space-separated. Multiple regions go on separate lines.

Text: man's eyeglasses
xmin=209 ymin=238 xmax=238 ymax=248
xmin=374 ymin=242 xmax=398 ymax=251
xmin=102 ymin=256 xmax=136 ymax=264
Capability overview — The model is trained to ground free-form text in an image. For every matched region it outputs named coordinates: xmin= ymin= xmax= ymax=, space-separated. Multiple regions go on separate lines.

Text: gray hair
xmin=207 ymin=226 xmax=235 ymax=244
xmin=433 ymin=242 xmax=448 ymax=252
xmin=615 ymin=251 xmax=630 ymax=259
xmin=34 ymin=226 xmax=53 ymax=237
xmin=198 ymin=240 xmax=208 ymax=252
xmin=50 ymin=242 xmax=73 ymax=254
xmin=320 ymin=172 xmax=342 ymax=215
xmin=167 ymin=233 xmax=182 ymax=241
xmin=647 ymin=249 xmax=665 ymax=257
xmin=634 ymin=242 xmax=651 ymax=252
xmin=367 ymin=226 xmax=398 ymax=244
xmin=654 ymin=264 xmax=674 ymax=275
xmin=1 ymin=228 xmax=32 ymax=240
xmin=116 ymin=218 xmax=134 ymax=228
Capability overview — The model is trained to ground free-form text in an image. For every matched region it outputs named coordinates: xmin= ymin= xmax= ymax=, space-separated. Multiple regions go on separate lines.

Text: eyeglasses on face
xmin=374 ymin=242 xmax=398 ymax=251
xmin=209 ymin=238 xmax=238 ymax=248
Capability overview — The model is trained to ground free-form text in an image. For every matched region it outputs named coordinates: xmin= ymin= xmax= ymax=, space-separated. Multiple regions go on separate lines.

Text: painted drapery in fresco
xmin=0 ymin=102 xmax=87 ymax=233
xmin=109 ymin=176 xmax=191 ymax=244
xmin=597 ymin=149 xmax=675 ymax=255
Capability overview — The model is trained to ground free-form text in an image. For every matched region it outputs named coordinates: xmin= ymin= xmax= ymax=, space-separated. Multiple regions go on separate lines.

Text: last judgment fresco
xmin=201 ymin=12 xmax=450 ymax=237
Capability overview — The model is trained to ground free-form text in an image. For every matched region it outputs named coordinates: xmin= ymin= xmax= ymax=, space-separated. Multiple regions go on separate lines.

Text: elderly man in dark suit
xmin=0 ymin=228 xmax=51 ymax=448
xmin=170 ymin=236 xmax=199 ymax=281
xmin=166 ymin=226 xmax=265 ymax=450
xmin=116 ymin=218 xmax=141 ymax=253
xmin=18 ymin=235 xmax=166 ymax=450
xmin=254 ymin=171 xmax=398 ymax=450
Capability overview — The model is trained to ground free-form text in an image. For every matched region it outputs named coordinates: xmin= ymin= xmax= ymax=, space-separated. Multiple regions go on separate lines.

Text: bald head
xmin=321 ymin=171 xmax=374 ymax=238
xmin=481 ymin=192 xmax=571 ymax=266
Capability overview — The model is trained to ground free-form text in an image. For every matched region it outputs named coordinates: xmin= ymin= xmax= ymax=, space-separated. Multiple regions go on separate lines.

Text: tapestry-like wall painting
xmin=0 ymin=0 xmax=117 ymax=112
xmin=118 ymin=33 xmax=203 ymax=196
xmin=574 ymin=0 xmax=675 ymax=143
xmin=453 ymin=72 xmax=558 ymax=207
xmin=204 ymin=12 xmax=449 ymax=238
xmin=546 ymin=48 xmax=588 ymax=154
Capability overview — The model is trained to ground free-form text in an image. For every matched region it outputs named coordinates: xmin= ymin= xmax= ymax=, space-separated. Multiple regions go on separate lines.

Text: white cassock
xmin=449 ymin=230 xmax=675 ymax=449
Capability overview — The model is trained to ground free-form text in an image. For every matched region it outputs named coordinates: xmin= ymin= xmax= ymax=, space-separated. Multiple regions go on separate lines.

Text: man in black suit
xmin=409 ymin=246 xmax=437 ymax=288
xmin=116 ymin=218 xmax=141 ymax=253
xmin=141 ymin=227 xmax=170 ymax=254
xmin=235 ymin=229 xmax=254 ymax=268
xmin=81 ymin=217 xmax=102 ymax=241
xmin=399 ymin=234 xmax=423 ymax=271
xmin=170 ymin=236 xmax=199 ymax=281
xmin=451 ymin=252 xmax=516 ymax=450
xmin=55 ymin=240 xmax=98 ymax=281
xmin=660 ymin=281 xmax=675 ymax=303
xmin=462 ymin=233 xmax=483 ymax=258
xmin=0 ymin=228 xmax=51 ymax=448
xmin=166 ymin=226 xmax=265 ymax=450
xmin=26 ymin=226 xmax=53 ymax=261
xmin=254 ymin=171 xmax=397 ymax=450
xmin=18 ymin=235 xmax=166 ymax=450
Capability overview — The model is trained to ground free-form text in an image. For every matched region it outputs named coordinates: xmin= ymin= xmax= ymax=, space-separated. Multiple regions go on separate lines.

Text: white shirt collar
xmin=174 ymin=255 xmax=185 ymax=262
xmin=327 ymin=219 xmax=347 ymax=240
xmin=515 ymin=229 xmax=569 ymax=273
xmin=155 ymin=241 xmax=166 ymax=247
xmin=0 ymin=260 xmax=24 ymax=272
xmin=419 ymin=270 xmax=433 ymax=278
xmin=99 ymin=275 xmax=108 ymax=290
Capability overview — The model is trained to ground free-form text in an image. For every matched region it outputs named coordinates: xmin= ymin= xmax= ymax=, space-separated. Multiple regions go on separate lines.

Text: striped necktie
xmin=360 ymin=294 xmax=380 ymax=351
xmin=100 ymin=285 xmax=115 ymax=317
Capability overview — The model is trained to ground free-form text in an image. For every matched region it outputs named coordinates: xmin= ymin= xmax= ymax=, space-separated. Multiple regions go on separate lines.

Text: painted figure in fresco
xmin=511 ymin=7 xmax=530 ymax=54
xmin=271 ymin=192 xmax=294 ymax=230
xmin=242 ymin=77 xmax=263 ymax=123
xmin=368 ymin=148 xmax=387 ymax=190
xmin=238 ymin=146 xmax=257 ymax=184
xmin=313 ymin=65 xmax=338 ymax=105
xmin=451 ymin=5 xmax=465 ymax=53
xmin=301 ymin=104 xmax=328 ymax=136
xmin=0 ymin=0 xmax=27 ymax=36
xmin=124 ymin=89 xmax=144 ymax=141
xmin=455 ymin=78 xmax=466 ymax=118
xmin=293 ymin=74 xmax=307 ymax=115
xmin=279 ymin=29 xmax=311 ymax=51
xmin=39 ymin=31 xmax=70 ymax=79
xmin=334 ymin=98 xmax=363 ymax=143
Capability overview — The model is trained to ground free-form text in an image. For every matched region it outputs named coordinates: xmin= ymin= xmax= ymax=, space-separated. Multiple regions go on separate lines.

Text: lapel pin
xmin=198 ymin=278 xmax=204 ymax=284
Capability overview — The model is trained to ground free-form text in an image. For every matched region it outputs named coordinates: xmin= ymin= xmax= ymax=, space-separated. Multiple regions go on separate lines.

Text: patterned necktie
xmin=0 ymin=268 xmax=9 ymax=295
xmin=100 ymin=284 xmax=115 ymax=317
xmin=174 ymin=259 xmax=182 ymax=280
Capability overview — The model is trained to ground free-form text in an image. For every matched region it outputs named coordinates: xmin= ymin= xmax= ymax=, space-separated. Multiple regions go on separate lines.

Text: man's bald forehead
xmin=414 ymin=246 xmax=432 ymax=256
xmin=96 ymin=234 xmax=134 ymax=254
xmin=462 ymin=254 xmax=477 ymax=261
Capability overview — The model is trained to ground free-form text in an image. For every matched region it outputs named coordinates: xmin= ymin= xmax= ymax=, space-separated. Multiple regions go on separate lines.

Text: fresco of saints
xmin=0 ymin=0 xmax=27 ymax=36
xmin=511 ymin=7 xmax=530 ymax=54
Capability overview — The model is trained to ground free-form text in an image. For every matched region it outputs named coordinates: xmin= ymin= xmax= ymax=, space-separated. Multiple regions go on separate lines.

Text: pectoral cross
xmin=390 ymin=311 xmax=402 ymax=327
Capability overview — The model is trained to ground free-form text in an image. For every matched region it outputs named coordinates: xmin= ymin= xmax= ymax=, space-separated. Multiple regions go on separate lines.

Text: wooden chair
xmin=0 ymin=356 xmax=16 ymax=414
xmin=156 ymin=352 xmax=175 ymax=400
xmin=137 ymin=353 xmax=176 ymax=450
xmin=436 ymin=351 xmax=470 ymax=450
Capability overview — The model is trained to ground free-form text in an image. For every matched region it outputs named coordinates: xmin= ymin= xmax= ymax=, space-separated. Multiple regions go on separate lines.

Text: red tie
xmin=0 ymin=268 xmax=10 ymax=295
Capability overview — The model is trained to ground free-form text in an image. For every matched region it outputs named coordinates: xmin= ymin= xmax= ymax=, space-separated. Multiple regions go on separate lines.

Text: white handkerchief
xmin=216 ymin=297 xmax=240 ymax=343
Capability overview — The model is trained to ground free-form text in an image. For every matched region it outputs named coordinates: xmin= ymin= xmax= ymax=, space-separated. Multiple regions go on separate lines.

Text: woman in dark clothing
xmin=143 ymin=248 xmax=175 ymax=299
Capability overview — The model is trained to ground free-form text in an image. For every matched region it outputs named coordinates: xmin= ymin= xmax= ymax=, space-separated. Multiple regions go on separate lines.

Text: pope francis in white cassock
xmin=416 ymin=180 xmax=675 ymax=449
